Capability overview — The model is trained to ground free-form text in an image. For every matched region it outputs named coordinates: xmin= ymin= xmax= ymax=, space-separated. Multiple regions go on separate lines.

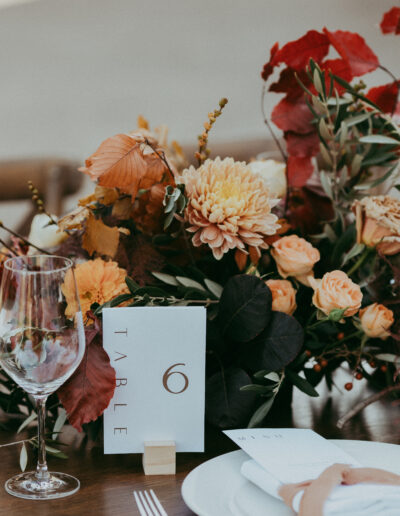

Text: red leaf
xmin=323 ymin=28 xmax=379 ymax=77
xmin=287 ymin=156 xmax=314 ymax=188
xmin=57 ymin=323 xmax=116 ymax=432
xmin=285 ymin=131 xmax=320 ymax=158
xmin=320 ymin=59 xmax=353 ymax=93
xmin=271 ymin=97 xmax=314 ymax=134
xmin=273 ymin=30 xmax=329 ymax=71
xmin=367 ymin=82 xmax=399 ymax=113
xmin=261 ymin=42 xmax=279 ymax=81
xmin=380 ymin=7 xmax=400 ymax=34
xmin=269 ymin=68 xmax=310 ymax=99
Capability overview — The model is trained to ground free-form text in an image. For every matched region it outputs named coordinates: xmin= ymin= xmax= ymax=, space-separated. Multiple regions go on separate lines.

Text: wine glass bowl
xmin=0 ymin=255 xmax=85 ymax=500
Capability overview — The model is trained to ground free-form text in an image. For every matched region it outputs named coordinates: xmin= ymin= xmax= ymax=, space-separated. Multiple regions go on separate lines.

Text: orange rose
xmin=359 ymin=303 xmax=394 ymax=339
xmin=353 ymin=196 xmax=400 ymax=255
xmin=271 ymin=235 xmax=320 ymax=285
xmin=266 ymin=279 xmax=297 ymax=315
xmin=311 ymin=270 xmax=362 ymax=317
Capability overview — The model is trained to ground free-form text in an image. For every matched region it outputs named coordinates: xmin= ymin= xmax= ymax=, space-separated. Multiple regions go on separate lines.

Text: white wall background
xmin=0 ymin=0 xmax=398 ymax=163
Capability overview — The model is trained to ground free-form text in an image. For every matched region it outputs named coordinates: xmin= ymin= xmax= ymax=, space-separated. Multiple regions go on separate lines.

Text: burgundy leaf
xmin=323 ymin=28 xmax=379 ymax=77
xmin=261 ymin=42 xmax=279 ymax=81
xmin=285 ymin=131 xmax=320 ymax=158
xmin=287 ymin=187 xmax=334 ymax=234
xmin=367 ymin=82 xmax=399 ymax=113
xmin=273 ymin=30 xmax=330 ymax=71
xmin=269 ymin=68 xmax=310 ymax=99
xmin=287 ymin=156 xmax=314 ymax=188
xmin=380 ymin=6 xmax=400 ymax=35
xmin=271 ymin=97 xmax=314 ymax=134
xmin=57 ymin=323 xmax=116 ymax=432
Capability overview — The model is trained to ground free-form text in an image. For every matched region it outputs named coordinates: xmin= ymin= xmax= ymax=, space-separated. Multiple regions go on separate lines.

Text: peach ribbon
xmin=278 ymin=463 xmax=400 ymax=516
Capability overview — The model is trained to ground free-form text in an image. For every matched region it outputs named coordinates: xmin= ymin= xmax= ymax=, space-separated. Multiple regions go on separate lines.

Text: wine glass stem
xmin=35 ymin=396 xmax=50 ymax=481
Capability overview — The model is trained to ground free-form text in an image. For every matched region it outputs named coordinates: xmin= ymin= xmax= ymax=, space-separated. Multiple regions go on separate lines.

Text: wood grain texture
xmin=0 ymin=381 xmax=399 ymax=516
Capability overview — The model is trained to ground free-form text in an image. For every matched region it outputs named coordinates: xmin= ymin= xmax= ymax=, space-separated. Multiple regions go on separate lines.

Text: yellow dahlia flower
xmin=178 ymin=157 xmax=280 ymax=260
xmin=62 ymin=258 xmax=129 ymax=320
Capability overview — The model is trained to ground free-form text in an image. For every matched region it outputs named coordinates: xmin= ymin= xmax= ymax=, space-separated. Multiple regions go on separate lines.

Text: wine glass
xmin=0 ymin=255 xmax=85 ymax=500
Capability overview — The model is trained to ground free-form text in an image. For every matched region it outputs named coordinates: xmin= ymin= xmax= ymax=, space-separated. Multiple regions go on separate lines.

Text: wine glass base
xmin=5 ymin=471 xmax=80 ymax=500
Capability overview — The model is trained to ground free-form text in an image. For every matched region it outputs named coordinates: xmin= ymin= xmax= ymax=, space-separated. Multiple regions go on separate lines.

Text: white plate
xmin=181 ymin=440 xmax=400 ymax=516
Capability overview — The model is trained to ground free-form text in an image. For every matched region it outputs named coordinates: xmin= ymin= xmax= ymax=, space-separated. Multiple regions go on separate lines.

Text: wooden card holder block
xmin=142 ymin=441 xmax=176 ymax=475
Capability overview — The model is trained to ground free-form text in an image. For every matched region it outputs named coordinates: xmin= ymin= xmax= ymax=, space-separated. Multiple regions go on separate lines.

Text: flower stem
xmin=260 ymin=84 xmax=287 ymax=163
xmin=347 ymin=247 xmax=372 ymax=276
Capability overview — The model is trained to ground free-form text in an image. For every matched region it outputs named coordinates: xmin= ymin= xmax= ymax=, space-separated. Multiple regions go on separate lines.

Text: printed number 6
xmin=163 ymin=363 xmax=189 ymax=394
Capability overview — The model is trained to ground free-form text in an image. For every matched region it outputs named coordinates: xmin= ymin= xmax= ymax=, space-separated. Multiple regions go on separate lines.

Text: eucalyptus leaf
xmin=341 ymin=243 xmax=365 ymax=266
xmin=351 ymin=154 xmax=363 ymax=176
xmin=375 ymin=353 xmax=400 ymax=363
xmin=240 ymin=384 xmax=271 ymax=394
xmin=248 ymin=396 xmax=276 ymax=428
xmin=45 ymin=445 xmax=68 ymax=459
xmin=319 ymin=119 xmax=331 ymax=140
xmin=204 ymin=279 xmax=223 ymax=298
xmin=19 ymin=442 xmax=28 ymax=472
xmin=327 ymin=97 xmax=352 ymax=106
xmin=17 ymin=412 xmax=37 ymax=434
xmin=359 ymin=135 xmax=399 ymax=145
xmin=176 ymin=276 xmax=206 ymax=292
xmin=52 ymin=408 xmax=67 ymax=441
xmin=264 ymin=372 xmax=280 ymax=383
xmin=345 ymin=113 xmax=373 ymax=128
xmin=319 ymin=171 xmax=333 ymax=198
xmin=164 ymin=210 xmax=176 ymax=229
xmin=319 ymin=145 xmax=333 ymax=168
xmin=152 ymin=272 xmax=179 ymax=286
xmin=285 ymin=369 xmax=319 ymax=397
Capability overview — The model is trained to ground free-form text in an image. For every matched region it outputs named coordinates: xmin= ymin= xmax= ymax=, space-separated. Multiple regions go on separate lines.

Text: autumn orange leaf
xmin=82 ymin=212 xmax=120 ymax=258
xmin=112 ymin=197 xmax=133 ymax=220
xmin=58 ymin=206 xmax=90 ymax=232
xmin=79 ymin=134 xmax=168 ymax=199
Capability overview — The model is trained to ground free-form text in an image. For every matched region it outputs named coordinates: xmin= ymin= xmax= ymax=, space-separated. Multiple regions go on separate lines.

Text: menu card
xmin=225 ymin=428 xmax=360 ymax=483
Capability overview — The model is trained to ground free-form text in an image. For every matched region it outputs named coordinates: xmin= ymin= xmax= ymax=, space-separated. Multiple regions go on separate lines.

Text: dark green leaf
xmin=240 ymin=384 xmax=271 ymax=394
xmin=248 ymin=396 xmax=276 ymax=428
xmin=133 ymin=286 xmax=167 ymax=297
xmin=218 ymin=275 xmax=272 ymax=342
xmin=243 ymin=312 xmax=304 ymax=371
xmin=205 ymin=368 xmax=258 ymax=429
xmin=285 ymin=369 xmax=319 ymax=397
xmin=110 ymin=293 xmax=133 ymax=307
xmin=125 ymin=276 xmax=139 ymax=294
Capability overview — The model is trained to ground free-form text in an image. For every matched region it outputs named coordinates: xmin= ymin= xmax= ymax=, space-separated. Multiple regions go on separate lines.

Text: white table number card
xmin=103 ymin=306 xmax=206 ymax=454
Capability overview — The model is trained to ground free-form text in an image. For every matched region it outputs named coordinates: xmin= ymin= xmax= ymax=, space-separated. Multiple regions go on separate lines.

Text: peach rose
xmin=311 ymin=270 xmax=362 ymax=317
xmin=353 ymin=196 xmax=400 ymax=255
xmin=359 ymin=303 xmax=394 ymax=339
xmin=266 ymin=279 xmax=297 ymax=315
xmin=271 ymin=235 xmax=320 ymax=285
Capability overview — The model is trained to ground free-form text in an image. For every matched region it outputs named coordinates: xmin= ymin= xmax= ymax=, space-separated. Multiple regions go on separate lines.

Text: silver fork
xmin=133 ymin=489 xmax=168 ymax=516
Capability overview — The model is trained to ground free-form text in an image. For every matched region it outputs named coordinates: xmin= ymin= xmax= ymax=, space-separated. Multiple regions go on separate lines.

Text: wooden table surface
xmin=0 ymin=374 xmax=399 ymax=516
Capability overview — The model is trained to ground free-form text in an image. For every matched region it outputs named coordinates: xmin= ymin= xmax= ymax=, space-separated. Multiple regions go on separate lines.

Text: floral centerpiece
xmin=0 ymin=6 xmax=400 ymax=462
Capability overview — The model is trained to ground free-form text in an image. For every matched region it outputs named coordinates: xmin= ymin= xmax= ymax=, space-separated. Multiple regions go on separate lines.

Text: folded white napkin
xmin=241 ymin=459 xmax=400 ymax=516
